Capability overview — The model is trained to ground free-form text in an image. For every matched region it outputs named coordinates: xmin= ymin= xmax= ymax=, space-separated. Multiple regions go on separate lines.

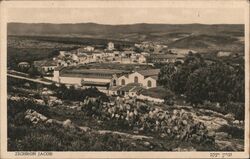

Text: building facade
xmin=117 ymin=69 xmax=159 ymax=89
xmin=53 ymin=67 xmax=159 ymax=90
xmin=18 ymin=62 xmax=30 ymax=69
xmin=107 ymin=42 xmax=115 ymax=51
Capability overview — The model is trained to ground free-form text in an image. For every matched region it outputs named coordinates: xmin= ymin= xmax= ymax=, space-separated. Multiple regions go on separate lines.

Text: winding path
xmin=7 ymin=73 xmax=52 ymax=85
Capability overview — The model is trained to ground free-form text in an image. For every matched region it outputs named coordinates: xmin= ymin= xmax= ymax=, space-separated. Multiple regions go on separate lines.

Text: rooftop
xmin=81 ymin=81 xmax=110 ymax=86
xmin=77 ymin=63 xmax=155 ymax=71
xmin=149 ymin=54 xmax=185 ymax=59
xmin=110 ymin=86 xmax=123 ymax=91
xmin=118 ymin=84 xmax=142 ymax=92
xmin=18 ymin=62 xmax=30 ymax=65
xmin=137 ymin=69 xmax=160 ymax=77
xmin=54 ymin=66 xmax=65 ymax=71
xmin=149 ymin=75 xmax=158 ymax=80
xmin=62 ymin=68 xmax=126 ymax=74
xmin=60 ymin=68 xmax=128 ymax=79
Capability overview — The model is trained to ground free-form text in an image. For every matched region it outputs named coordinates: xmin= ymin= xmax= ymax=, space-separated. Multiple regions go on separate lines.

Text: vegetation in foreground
xmin=8 ymin=97 xmax=216 ymax=151
xmin=158 ymin=52 xmax=244 ymax=120
xmin=7 ymin=74 xmax=244 ymax=151
xmin=7 ymin=29 xmax=245 ymax=151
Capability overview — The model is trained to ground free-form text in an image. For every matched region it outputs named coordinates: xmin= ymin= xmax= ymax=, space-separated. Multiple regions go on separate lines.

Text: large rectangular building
xmin=53 ymin=67 xmax=128 ymax=88
xmin=52 ymin=66 xmax=160 ymax=97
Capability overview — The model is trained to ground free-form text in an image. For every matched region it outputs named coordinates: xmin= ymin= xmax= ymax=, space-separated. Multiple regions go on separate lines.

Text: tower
xmin=107 ymin=42 xmax=114 ymax=51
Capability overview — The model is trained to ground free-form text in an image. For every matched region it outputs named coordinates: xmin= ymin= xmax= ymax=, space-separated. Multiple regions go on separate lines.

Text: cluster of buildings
xmin=18 ymin=42 xmax=193 ymax=76
xmin=52 ymin=66 xmax=160 ymax=98
xmin=28 ymin=42 xmax=149 ymax=76
xmin=134 ymin=42 xmax=168 ymax=53
xmin=55 ymin=42 xmax=148 ymax=66
xmin=147 ymin=54 xmax=185 ymax=63
xmin=16 ymin=41 xmax=195 ymax=99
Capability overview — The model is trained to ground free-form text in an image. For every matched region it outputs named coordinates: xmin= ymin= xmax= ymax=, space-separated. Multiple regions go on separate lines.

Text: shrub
xmin=217 ymin=125 xmax=244 ymax=139
xmin=55 ymin=85 xmax=109 ymax=102
xmin=223 ymin=102 xmax=244 ymax=120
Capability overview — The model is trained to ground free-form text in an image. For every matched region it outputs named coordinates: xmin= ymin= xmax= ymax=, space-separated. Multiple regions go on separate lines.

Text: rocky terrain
xmin=8 ymin=84 xmax=244 ymax=151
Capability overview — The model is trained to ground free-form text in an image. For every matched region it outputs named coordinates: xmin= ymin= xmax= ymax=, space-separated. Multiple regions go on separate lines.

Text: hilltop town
xmin=7 ymin=23 xmax=245 ymax=151
xmin=12 ymin=40 xmax=196 ymax=102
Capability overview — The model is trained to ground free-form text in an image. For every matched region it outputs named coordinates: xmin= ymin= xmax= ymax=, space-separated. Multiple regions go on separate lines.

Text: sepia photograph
xmin=0 ymin=0 xmax=249 ymax=158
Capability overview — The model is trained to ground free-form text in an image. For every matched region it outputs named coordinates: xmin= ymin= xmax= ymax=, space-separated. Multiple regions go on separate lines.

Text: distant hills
xmin=8 ymin=22 xmax=243 ymax=37
xmin=7 ymin=23 xmax=244 ymax=53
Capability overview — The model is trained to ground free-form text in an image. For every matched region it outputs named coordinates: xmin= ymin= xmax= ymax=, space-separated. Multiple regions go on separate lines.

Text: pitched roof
xmin=60 ymin=73 xmax=113 ymax=79
xmin=117 ymin=85 xmax=134 ymax=92
xmin=137 ymin=69 xmax=160 ymax=77
xmin=18 ymin=62 xmax=30 ymax=65
xmin=54 ymin=66 xmax=65 ymax=71
xmin=60 ymin=68 xmax=126 ymax=79
xmin=148 ymin=75 xmax=158 ymax=80
xmin=149 ymin=54 xmax=185 ymax=59
xmin=81 ymin=81 xmax=110 ymax=86
xmin=110 ymin=86 xmax=123 ymax=91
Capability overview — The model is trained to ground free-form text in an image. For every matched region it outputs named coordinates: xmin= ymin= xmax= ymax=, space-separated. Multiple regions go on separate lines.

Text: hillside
xmin=8 ymin=23 xmax=244 ymax=41
xmin=168 ymin=34 xmax=244 ymax=53
xmin=7 ymin=23 xmax=245 ymax=67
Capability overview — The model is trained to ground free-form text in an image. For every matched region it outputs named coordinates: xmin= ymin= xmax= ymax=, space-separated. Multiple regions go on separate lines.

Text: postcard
xmin=0 ymin=0 xmax=249 ymax=158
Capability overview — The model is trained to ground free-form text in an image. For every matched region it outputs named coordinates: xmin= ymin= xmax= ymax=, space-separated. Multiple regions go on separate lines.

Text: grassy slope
xmin=167 ymin=34 xmax=244 ymax=53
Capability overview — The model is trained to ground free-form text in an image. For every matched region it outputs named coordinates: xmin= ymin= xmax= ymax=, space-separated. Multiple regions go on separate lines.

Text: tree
xmin=158 ymin=63 xmax=177 ymax=90
xmin=185 ymin=61 xmax=244 ymax=105
xmin=27 ymin=66 xmax=42 ymax=77
xmin=185 ymin=67 xmax=210 ymax=104
xmin=183 ymin=53 xmax=206 ymax=72
xmin=171 ymin=67 xmax=190 ymax=94
xmin=229 ymin=65 xmax=244 ymax=102
xmin=171 ymin=53 xmax=206 ymax=95
xmin=134 ymin=47 xmax=143 ymax=53
xmin=164 ymin=90 xmax=175 ymax=106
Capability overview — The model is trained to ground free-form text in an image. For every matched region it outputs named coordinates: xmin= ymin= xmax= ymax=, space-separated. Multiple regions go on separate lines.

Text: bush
xmin=217 ymin=125 xmax=244 ymax=139
xmin=8 ymin=98 xmax=50 ymax=120
xmin=164 ymin=90 xmax=175 ymax=106
xmin=55 ymin=85 xmax=109 ymax=102
xmin=196 ymin=101 xmax=244 ymax=121
xmin=158 ymin=53 xmax=244 ymax=105
xmin=223 ymin=102 xmax=244 ymax=120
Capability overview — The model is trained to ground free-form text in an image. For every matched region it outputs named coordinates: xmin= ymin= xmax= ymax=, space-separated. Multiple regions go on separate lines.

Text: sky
xmin=7 ymin=7 xmax=244 ymax=25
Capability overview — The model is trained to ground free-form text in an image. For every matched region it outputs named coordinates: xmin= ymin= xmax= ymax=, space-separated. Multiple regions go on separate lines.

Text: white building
xmin=217 ymin=51 xmax=232 ymax=57
xmin=52 ymin=67 xmax=160 ymax=98
xmin=107 ymin=42 xmax=115 ymax=51
xmin=137 ymin=55 xmax=146 ymax=63
xmin=72 ymin=54 xmax=79 ymax=62
xmin=18 ymin=62 xmax=30 ymax=69
xmin=85 ymin=46 xmax=95 ymax=52
xmin=59 ymin=51 xmax=72 ymax=57
xmin=77 ymin=46 xmax=95 ymax=54
xmin=52 ymin=68 xmax=128 ymax=88
xmin=34 ymin=60 xmax=58 ymax=73
xmin=92 ymin=52 xmax=104 ymax=61
xmin=117 ymin=69 xmax=159 ymax=89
